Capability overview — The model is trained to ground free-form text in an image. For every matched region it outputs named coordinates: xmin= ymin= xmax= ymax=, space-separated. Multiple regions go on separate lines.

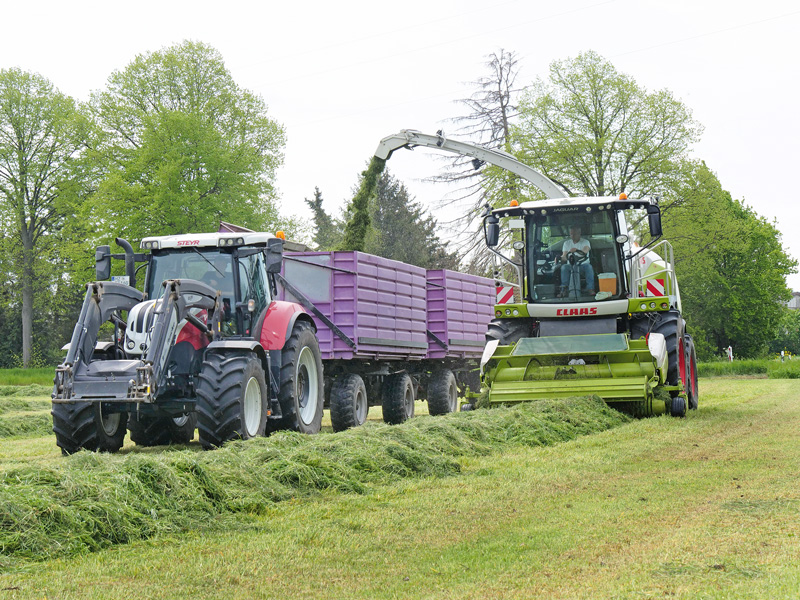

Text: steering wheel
xmin=568 ymin=249 xmax=588 ymax=265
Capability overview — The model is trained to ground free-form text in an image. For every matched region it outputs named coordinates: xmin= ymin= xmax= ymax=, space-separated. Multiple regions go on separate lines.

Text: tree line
xmin=0 ymin=42 xmax=794 ymax=367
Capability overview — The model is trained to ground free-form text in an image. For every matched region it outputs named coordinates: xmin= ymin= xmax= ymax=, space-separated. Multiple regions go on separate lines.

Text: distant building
xmin=788 ymin=291 xmax=800 ymax=310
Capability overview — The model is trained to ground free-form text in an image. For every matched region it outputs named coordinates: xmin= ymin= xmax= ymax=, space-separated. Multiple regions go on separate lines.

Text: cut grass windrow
xmin=0 ymin=395 xmax=629 ymax=564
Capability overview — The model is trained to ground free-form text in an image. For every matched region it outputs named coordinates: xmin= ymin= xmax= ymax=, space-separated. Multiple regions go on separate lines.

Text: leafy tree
xmin=0 ymin=68 xmax=92 ymax=367
xmin=664 ymin=163 xmax=795 ymax=358
xmin=304 ymin=186 xmax=342 ymax=250
xmin=513 ymin=50 xmax=702 ymax=200
xmin=89 ymin=40 xmax=287 ymax=241
xmin=768 ymin=308 xmax=800 ymax=357
xmin=364 ymin=170 xmax=458 ymax=269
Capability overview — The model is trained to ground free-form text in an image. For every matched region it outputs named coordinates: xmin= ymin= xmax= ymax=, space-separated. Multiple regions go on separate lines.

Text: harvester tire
xmin=685 ymin=334 xmax=699 ymax=410
xmin=427 ymin=369 xmax=458 ymax=415
xmin=382 ymin=372 xmax=415 ymax=424
xmin=485 ymin=318 xmax=528 ymax=345
xmin=277 ymin=321 xmax=324 ymax=434
xmin=196 ymin=353 xmax=268 ymax=449
xmin=330 ymin=373 xmax=368 ymax=432
xmin=129 ymin=412 xmax=197 ymax=446
xmin=670 ymin=394 xmax=687 ymax=417
xmin=52 ymin=402 xmax=128 ymax=455
xmin=646 ymin=311 xmax=685 ymax=391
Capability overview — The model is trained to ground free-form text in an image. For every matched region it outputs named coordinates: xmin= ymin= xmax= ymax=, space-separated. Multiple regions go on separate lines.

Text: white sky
xmin=3 ymin=0 xmax=799 ymax=286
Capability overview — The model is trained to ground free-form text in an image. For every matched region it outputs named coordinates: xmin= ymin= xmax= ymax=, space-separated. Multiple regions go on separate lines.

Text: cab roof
xmin=140 ymin=231 xmax=277 ymax=250
xmin=492 ymin=196 xmax=657 ymax=219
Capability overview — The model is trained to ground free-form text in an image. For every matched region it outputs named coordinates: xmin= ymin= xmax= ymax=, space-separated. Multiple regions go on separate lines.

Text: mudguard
xmin=256 ymin=300 xmax=315 ymax=351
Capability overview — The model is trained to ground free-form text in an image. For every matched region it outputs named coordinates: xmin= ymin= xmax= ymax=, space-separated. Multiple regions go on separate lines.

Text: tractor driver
xmin=556 ymin=224 xmax=594 ymax=297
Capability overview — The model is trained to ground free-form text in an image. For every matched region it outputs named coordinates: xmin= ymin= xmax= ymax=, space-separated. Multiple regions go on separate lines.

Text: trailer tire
xmin=382 ymin=372 xmax=415 ymax=425
xmin=196 ymin=353 xmax=268 ymax=449
xmin=129 ymin=412 xmax=197 ymax=446
xmin=52 ymin=402 xmax=128 ymax=455
xmin=427 ymin=369 xmax=458 ymax=415
xmin=277 ymin=321 xmax=324 ymax=434
xmin=330 ymin=373 xmax=368 ymax=432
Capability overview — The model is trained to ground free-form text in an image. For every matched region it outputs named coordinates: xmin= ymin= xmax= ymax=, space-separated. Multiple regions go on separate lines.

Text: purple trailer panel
xmin=426 ymin=270 xmax=495 ymax=359
xmin=281 ymin=252 xmax=428 ymax=360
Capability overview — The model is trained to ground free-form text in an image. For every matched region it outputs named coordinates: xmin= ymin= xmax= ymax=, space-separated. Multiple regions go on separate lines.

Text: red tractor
xmin=52 ymin=230 xmax=324 ymax=453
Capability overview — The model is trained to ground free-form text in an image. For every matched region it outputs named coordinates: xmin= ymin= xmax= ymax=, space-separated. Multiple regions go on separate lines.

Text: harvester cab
xmin=374 ymin=130 xmax=698 ymax=417
xmin=52 ymin=228 xmax=324 ymax=455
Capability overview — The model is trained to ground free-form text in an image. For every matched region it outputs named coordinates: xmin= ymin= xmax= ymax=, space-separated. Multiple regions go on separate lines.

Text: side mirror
xmin=95 ymin=245 xmax=111 ymax=280
xmin=485 ymin=214 xmax=500 ymax=248
xmin=647 ymin=205 xmax=662 ymax=238
xmin=265 ymin=237 xmax=283 ymax=273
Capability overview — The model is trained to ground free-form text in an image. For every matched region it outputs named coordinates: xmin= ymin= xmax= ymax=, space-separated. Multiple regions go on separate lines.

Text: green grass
xmin=697 ymin=358 xmax=800 ymax=378
xmin=1 ymin=379 xmax=798 ymax=599
xmin=0 ymin=389 xmax=52 ymax=439
xmin=0 ymin=369 xmax=54 ymax=387
xmin=0 ymin=395 xmax=626 ymax=565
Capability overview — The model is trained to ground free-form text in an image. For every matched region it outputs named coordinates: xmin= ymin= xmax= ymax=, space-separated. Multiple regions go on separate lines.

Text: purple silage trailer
xmin=279 ymin=251 xmax=494 ymax=431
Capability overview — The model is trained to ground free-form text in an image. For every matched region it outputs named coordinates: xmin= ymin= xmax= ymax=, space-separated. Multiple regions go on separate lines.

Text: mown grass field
xmin=1 ymin=378 xmax=799 ymax=599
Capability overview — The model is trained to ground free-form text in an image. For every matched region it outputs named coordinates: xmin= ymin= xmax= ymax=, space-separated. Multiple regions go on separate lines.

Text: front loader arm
xmin=374 ymin=129 xmax=564 ymax=200
xmin=134 ymin=279 xmax=218 ymax=400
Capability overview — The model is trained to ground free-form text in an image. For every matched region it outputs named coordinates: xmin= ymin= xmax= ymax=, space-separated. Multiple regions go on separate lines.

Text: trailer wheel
xmin=129 ymin=413 xmax=197 ymax=446
xmin=330 ymin=373 xmax=368 ymax=432
xmin=685 ymin=334 xmax=699 ymax=410
xmin=196 ymin=353 xmax=268 ymax=449
xmin=52 ymin=402 xmax=128 ymax=455
xmin=427 ymin=369 xmax=458 ymax=415
xmin=382 ymin=372 xmax=415 ymax=425
xmin=278 ymin=321 xmax=324 ymax=434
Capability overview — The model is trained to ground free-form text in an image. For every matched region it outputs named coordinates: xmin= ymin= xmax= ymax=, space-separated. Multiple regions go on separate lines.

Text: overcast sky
xmin=3 ymin=0 xmax=799 ymax=286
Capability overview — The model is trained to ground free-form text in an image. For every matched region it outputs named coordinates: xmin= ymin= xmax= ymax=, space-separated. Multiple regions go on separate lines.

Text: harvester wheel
xmin=277 ymin=321 xmax=324 ymax=434
xmin=648 ymin=311 xmax=686 ymax=392
xmin=330 ymin=373 xmax=368 ymax=432
xmin=427 ymin=369 xmax=458 ymax=415
xmin=196 ymin=353 xmax=268 ymax=449
xmin=685 ymin=334 xmax=699 ymax=410
xmin=129 ymin=412 xmax=197 ymax=446
xmin=382 ymin=372 xmax=415 ymax=425
xmin=485 ymin=318 xmax=528 ymax=346
xmin=670 ymin=394 xmax=687 ymax=417
xmin=52 ymin=402 xmax=128 ymax=455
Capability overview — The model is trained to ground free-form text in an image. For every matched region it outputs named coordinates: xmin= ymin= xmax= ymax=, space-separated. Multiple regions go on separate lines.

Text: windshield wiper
xmin=192 ymin=248 xmax=223 ymax=275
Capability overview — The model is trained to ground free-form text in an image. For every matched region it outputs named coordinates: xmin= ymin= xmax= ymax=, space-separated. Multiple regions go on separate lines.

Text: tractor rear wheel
xmin=427 ymin=369 xmax=458 ymax=415
xmin=196 ymin=353 xmax=268 ymax=449
xmin=129 ymin=412 xmax=197 ymax=446
xmin=382 ymin=372 xmax=415 ymax=424
xmin=52 ymin=402 xmax=128 ymax=455
xmin=329 ymin=373 xmax=368 ymax=432
xmin=277 ymin=321 xmax=324 ymax=434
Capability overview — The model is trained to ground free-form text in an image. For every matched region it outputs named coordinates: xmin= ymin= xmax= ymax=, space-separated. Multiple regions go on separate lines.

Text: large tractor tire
xmin=485 ymin=318 xmax=529 ymax=345
xmin=427 ymin=369 xmax=458 ymax=416
xmin=685 ymin=334 xmax=699 ymax=410
xmin=631 ymin=311 xmax=689 ymax=416
xmin=196 ymin=353 xmax=268 ymax=449
xmin=329 ymin=373 xmax=368 ymax=432
xmin=277 ymin=321 xmax=324 ymax=434
xmin=129 ymin=412 xmax=197 ymax=447
xmin=52 ymin=402 xmax=128 ymax=455
xmin=382 ymin=372 xmax=415 ymax=425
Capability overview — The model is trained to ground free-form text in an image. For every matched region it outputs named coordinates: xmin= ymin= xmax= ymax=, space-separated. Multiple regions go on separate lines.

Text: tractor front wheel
xmin=196 ymin=353 xmax=268 ymax=449
xmin=129 ymin=412 xmax=197 ymax=447
xmin=52 ymin=402 xmax=128 ymax=455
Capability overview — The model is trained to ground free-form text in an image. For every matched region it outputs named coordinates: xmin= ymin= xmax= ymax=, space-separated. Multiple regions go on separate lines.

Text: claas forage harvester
xmin=375 ymin=130 xmax=698 ymax=417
